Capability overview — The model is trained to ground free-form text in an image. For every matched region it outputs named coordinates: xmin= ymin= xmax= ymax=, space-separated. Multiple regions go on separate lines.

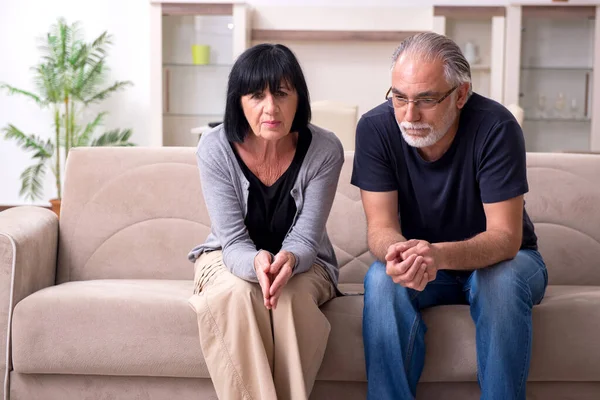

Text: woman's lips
xmin=262 ymin=121 xmax=280 ymax=128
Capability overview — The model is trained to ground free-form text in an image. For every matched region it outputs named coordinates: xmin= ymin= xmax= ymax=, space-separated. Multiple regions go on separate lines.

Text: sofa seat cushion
xmin=317 ymin=285 xmax=600 ymax=383
xmin=11 ymin=282 xmax=600 ymax=382
xmin=11 ymin=280 xmax=209 ymax=378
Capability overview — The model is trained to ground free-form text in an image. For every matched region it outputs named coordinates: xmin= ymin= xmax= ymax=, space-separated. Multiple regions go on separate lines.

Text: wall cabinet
xmin=505 ymin=4 xmax=600 ymax=152
xmin=150 ymin=2 xmax=249 ymax=146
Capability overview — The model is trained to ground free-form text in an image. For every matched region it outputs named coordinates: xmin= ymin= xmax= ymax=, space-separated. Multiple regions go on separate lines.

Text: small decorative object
xmin=537 ymin=93 xmax=547 ymax=119
xmin=192 ymin=44 xmax=211 ymax=65
xmin=554 ymin=92 xmax=566 ymax=118
xmin=570 ymin=97 xmax=578 ymax=119
xmin=463 ymin=41 xmax=480 ymax=65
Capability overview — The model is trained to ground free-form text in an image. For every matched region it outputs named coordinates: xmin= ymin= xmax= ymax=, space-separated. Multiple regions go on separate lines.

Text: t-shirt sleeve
xmin=350 ymin=116 xmax=398 ymax=192
xmin=476 ymin=119 xmax=529 ymax=204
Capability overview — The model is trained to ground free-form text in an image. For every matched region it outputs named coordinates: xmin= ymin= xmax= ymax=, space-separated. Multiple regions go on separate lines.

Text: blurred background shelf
xmin=163 ymin=63 xmax=234 ymax=68
xmin=525 ymin=117 xmax=592 ymax=122
xmin=471 ymin=64 xmax=491 ymax=71
xmin=521 ymin=66 xmax=593 ymax=71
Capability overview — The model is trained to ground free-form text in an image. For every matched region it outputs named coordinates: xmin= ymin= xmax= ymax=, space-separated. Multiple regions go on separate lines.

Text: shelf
xmin=471 ymin=64 xmax=491 ymax=71
xmin=163 ymin=63 xmax=233 ymax=68
xmin=521 ymin=66 xmax=593 ymax=71
xmin=522 ymin=6 xmax=596 ymax=20
xmin=524 ymin=117 xmax=591 ymax=122
xmin=251 ymin=29 xmax=422 ymax=42
xmin=434 ymin=6 xmax=505 ymax=19
xmin=161 ymin=3 xmax=233 ymax=17
xmin=164 ymin=113 xmax=223 ymax=118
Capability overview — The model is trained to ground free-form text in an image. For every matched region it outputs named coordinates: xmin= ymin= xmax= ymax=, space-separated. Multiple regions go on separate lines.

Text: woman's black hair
xmin=223 ymin=43 xmax=311 ymax=142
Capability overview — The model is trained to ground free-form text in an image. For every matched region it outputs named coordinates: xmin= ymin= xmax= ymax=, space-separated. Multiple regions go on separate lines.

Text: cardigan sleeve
xmin=196 ymin=139 xmax=260 ymax=282
xmin=281 ymin=134 xmax=344 ymax=275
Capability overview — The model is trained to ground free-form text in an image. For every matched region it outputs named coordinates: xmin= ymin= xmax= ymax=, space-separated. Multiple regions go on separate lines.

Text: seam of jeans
xmin=516 ymin=307 xmax=532 ymax=398
xmin=404 ymin=313 xmax=420 ymax=378
xmin=202 ymin=292 xmax=254 ymax=400
xmin=409 ymin=289 xmax=420 ymax=301
xmin=525 ymin=267 xmax=546 ymax=305
xmin=466 ymin=286 xmax=485 ymax=388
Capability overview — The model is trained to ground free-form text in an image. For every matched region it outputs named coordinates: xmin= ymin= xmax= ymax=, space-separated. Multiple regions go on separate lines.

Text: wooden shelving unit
xmin=251 ymin=30 xmax=422 ymax=42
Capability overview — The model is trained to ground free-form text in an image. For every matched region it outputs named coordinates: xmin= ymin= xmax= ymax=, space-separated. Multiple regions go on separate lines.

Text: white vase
xmin=464 ymin=41 xmax=479 ymax=65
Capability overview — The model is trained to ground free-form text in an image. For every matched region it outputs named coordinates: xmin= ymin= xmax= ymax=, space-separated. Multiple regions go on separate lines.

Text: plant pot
xmin=49 ymin=198 xmax=61 ymax=218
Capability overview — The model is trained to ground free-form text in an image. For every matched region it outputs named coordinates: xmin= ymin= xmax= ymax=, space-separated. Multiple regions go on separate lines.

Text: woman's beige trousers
xmin=188 ymin=251 xmax=335 ymax=400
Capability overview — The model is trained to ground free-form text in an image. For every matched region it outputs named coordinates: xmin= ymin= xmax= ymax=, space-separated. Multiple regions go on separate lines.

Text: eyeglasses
xmin=385 ymin=85 xmax=458 ymax=110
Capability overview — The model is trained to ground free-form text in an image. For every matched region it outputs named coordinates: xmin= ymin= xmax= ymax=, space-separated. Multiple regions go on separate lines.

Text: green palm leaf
xmin=2 ymin=124 xmax=53 ymax=158
xmin=19 ymin=160 xmax=47 ymax=202
xmin=87 ymin=32 xmax=112 ymax=66
xmin=74 ymin=112 xmax=106 ymax=146
xmin=33 ymin=63 xmax=61 ymax=103
xmin=74 ymin=58 xmax=106 ymax=100
xmin=91 ymin=129 xmax=134 ymax=147
xmin=0 ymin=83 xmax=45 ymax=106
xmin=83 ymin=80 xmax=132 ymax=105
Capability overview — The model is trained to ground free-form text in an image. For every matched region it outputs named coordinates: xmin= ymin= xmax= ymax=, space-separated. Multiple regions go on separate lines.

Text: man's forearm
xmin=368 ymin=227 xmax=406 ymax=262
xmin=436 ymin=229 xmax=521 ymax=271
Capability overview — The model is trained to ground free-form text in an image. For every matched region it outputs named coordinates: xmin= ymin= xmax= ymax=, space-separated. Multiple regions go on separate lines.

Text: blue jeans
xmin=363 ymin=249 xmax=548 ymax=400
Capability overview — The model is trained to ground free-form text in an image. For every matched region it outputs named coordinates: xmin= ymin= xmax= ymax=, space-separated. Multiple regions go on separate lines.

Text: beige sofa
xmin=1 ymin=147 xmax=600 ymax=400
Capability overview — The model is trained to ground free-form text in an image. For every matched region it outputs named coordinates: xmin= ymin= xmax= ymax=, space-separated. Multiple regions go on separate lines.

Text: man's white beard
xmin=398 ymin=101 xmax=457 ymax=148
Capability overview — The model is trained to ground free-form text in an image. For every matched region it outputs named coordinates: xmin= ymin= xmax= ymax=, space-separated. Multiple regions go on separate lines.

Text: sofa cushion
xmin=319 ymin=285 xmax=600 ymax=383
xmin=12 ymin=280 xmax=209 ymax=378
xmin=11 ymin=282 xmax=600 ymax=382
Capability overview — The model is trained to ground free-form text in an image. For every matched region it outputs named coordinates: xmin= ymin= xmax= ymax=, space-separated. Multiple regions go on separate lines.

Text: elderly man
xmin=351 ymin=32 xmax=548 ymax=400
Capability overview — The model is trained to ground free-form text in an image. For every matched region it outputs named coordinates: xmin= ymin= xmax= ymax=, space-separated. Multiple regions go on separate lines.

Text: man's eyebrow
xmin=390 ymin=87 xmax=440 ymax=98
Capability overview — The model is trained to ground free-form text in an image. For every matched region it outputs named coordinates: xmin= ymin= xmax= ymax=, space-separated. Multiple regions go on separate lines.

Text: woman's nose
xmin=263 ymin=93 xmax=277 ymax=113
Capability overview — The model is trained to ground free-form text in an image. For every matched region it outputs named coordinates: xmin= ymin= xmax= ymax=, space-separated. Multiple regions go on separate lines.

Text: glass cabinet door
xmin=162 ymin=13 xmax=234 ymax=146
xmin=155 ymin=3 xmax=249 ymax=147
xmin=519 ymin=6 xmax=595 ymax=152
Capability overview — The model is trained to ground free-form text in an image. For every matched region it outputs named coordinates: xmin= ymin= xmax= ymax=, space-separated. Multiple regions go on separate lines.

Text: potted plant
xmin=1 ymin=18 xmax=135 ymax=216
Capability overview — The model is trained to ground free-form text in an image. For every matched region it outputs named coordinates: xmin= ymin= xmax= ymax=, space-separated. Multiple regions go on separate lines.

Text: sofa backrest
xmin=57 ymin=148 xmax=600 ymax=286
xmin=524 ymin=153 xmax=600 ymax=285
xmin=57 ymin=147 xmax=210 ymax=283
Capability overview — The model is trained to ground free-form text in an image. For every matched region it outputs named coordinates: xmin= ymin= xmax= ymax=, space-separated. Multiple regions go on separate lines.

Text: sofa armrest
xmin=0 ymin=206 xmax=58 ymax=398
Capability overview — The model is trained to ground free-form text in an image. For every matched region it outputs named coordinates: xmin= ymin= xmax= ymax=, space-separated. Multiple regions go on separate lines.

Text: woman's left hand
xmin=268 ymin=251 xmax=296 ymax=309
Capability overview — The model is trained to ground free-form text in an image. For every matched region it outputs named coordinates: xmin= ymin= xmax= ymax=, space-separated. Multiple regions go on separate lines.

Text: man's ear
xmin=456 ymin=82 xmax=471 ymax=109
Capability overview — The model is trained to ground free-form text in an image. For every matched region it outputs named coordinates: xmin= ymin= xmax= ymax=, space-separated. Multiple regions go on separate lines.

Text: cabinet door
xmin=513 ymin=1 xmax=598 ymax=5
xmin=517 ymin=5 xmax=596 ymax=152
xmin=163 ymin=13 xmax=234 ymax=146
xmin=150 ymin=3 xmax=249 ymax=146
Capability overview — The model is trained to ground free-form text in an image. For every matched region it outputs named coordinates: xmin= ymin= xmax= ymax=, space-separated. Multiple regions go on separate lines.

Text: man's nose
xmin=403 ymin=102 xmax=420 ymax=122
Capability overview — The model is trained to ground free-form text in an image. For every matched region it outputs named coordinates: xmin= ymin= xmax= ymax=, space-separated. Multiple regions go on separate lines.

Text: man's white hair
xmin=391 ymin=32 xmax=473 ymax=97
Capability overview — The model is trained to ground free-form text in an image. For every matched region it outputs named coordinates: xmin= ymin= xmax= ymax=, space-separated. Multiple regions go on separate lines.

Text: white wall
xmin=0 ymin=0 xmax=152 ymax=205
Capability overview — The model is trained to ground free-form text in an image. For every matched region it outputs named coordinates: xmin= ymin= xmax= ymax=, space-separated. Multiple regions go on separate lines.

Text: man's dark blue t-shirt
xmin=351 ymin=93 xmax=537 ymax=251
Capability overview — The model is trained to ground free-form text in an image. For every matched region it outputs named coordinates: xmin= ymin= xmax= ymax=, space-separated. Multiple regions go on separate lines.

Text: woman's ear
xmin=456 ymin=82 xmax=471 ymax=109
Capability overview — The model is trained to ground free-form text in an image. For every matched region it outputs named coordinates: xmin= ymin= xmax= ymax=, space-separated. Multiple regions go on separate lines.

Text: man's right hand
xmin=254 ymin=250 xmax=273 ymax=309
xmin=385 ymin=242 xmax=429 ymax=291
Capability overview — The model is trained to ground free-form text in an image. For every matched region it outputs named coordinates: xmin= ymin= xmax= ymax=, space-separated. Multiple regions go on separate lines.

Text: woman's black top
xmin=232 ymin=129 xmax=312 ymax=254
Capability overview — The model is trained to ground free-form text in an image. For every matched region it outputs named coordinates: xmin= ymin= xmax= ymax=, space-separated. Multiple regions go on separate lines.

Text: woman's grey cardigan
xmin=188 ymin=123 xmax=344 ymax=286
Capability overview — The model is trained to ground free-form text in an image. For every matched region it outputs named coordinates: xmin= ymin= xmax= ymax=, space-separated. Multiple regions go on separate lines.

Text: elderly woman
xmin=188 ymin=43 xmax=344 ymax=400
